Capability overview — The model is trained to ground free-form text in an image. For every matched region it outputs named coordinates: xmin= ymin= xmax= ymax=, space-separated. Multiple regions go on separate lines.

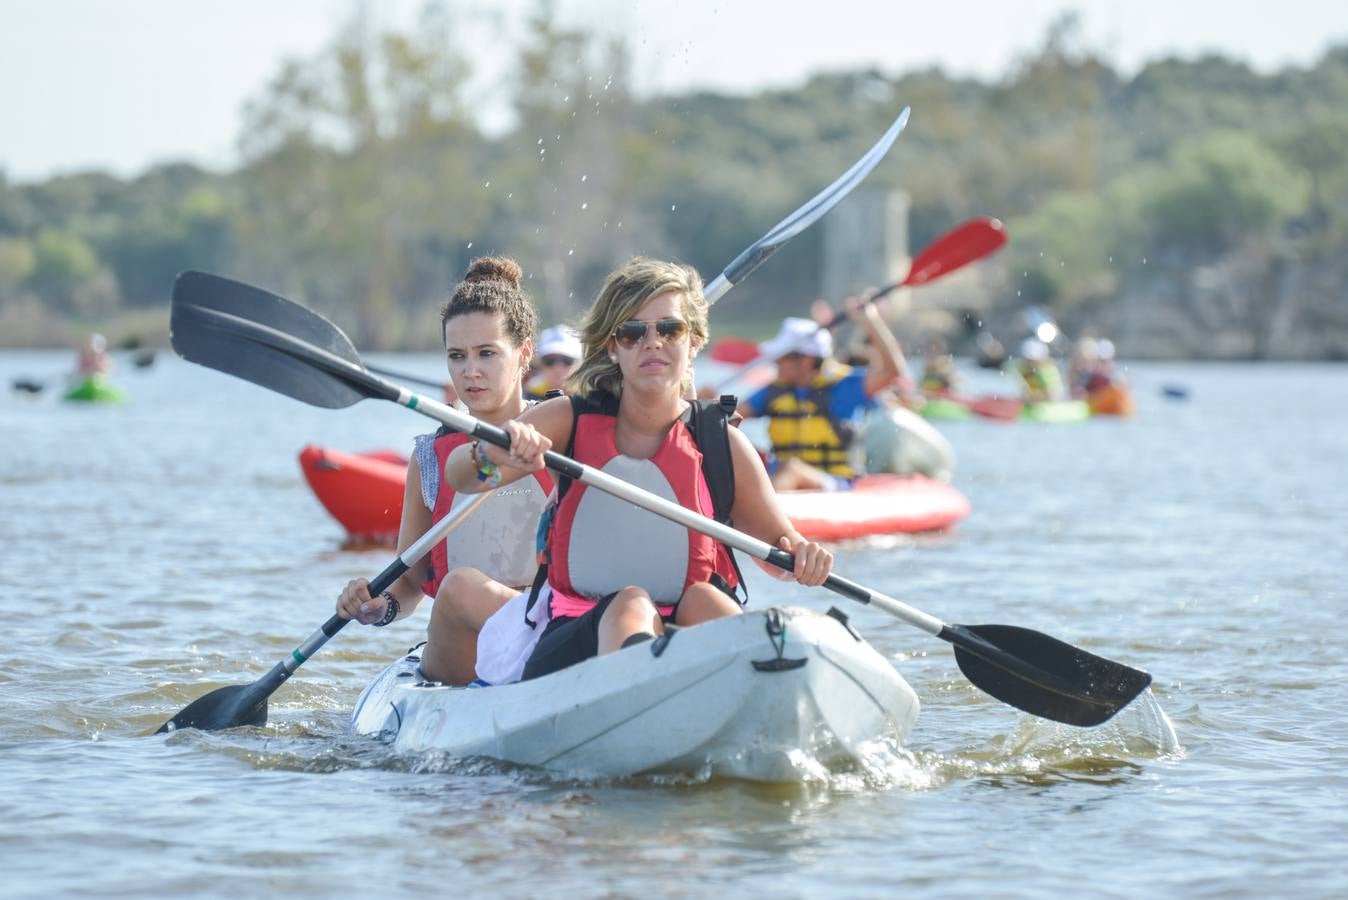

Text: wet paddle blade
xmin=170 ymin=270 xmax=377 ymax=409
xmin=904 ymin=217 xmax=1007 ymax=288
xmin=707 ymin=106 xmax=910 ymax=302
xmin=946 ymin=623 xmax=1153 ymax=727
xmin=155 ymin=682 xmax=269 ymax=734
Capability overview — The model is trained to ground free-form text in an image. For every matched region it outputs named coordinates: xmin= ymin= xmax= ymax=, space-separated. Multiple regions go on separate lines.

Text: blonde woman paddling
xmin=446 ymin=257 xmax=834 ymax=682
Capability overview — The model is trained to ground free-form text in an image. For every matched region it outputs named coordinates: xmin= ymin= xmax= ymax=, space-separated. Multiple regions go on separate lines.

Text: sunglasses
xmin=540 ymin=355 xmax=575 ymax=368
xmin=612 ymin=317 xmax=689 ymax=349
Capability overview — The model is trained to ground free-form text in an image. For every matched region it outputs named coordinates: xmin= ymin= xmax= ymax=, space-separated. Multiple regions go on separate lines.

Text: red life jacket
xmin=420 ymin=429 xmax=555 ymax=596
xmin=542 ymin=392 xmax=740 ymax=617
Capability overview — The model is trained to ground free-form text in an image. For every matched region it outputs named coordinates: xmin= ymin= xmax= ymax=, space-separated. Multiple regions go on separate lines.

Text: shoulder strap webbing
xmin=687 ymin=394 xmax=747 ymax=604
xmin=687 ymin=394 xmax=738 ymax=524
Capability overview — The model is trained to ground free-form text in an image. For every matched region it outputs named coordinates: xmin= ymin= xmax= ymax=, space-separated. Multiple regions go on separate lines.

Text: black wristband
xmin=373 ymin=592 xmax=399 ymax=627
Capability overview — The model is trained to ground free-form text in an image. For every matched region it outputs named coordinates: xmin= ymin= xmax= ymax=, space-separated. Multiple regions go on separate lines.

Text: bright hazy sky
xmin=3 ymin=0 xmax=1346 ymax=183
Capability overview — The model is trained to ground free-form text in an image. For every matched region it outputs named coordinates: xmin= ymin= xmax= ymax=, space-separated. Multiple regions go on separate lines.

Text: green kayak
xmin=919 ymin=397 xmax=972 ymax=421
xmin=63 ymin=375 xmax=125 ymax=404
xmin=1020 ymin=400 xmax=1089 ymax=423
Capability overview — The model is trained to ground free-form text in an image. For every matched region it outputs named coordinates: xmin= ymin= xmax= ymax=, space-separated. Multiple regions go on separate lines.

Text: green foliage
xmin=26 ymin=229 xmax=112 ymax=315
xmin=1144 ymin=131 xmax=1308 ymax=254
xmin=0 ymin=237 xmax=36 ymax=293
xmin=4 ymin=9 xmax=1347 ymax=350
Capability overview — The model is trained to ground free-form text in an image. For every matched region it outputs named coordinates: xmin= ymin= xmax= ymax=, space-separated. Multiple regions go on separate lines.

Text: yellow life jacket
xmin=1015 ymin=360 xmax=1063 ymax=400
xmin=762 ymin=365 xmax=857 ymax=477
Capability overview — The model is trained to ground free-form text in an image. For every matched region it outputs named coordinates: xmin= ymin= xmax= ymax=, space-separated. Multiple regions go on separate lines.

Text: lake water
xmin=2 ymin=351 xmax=1346 ymax=898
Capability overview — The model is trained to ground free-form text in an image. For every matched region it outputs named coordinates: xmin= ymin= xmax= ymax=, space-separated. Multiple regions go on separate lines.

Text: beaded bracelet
xmin=470 ymin=440 xmax=501 ymax=487
xmin=373 ymin=591 xmax=399 ymax=627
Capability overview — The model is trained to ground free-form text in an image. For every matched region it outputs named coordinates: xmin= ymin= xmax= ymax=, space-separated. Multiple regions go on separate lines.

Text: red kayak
xmin=299 ymin=445 xmax=971 ymax=544
xmin=964 ymin=395 xmax=1022 ymax=422
xmin=774 ymin=474 xmax=970 ymax=541
xmin=298 ymin=445 xmax=406 ymax=544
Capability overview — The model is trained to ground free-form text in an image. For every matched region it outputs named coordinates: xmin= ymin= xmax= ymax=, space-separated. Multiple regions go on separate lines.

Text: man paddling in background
xmin=738 ymin=297 xmax=905 ymax=491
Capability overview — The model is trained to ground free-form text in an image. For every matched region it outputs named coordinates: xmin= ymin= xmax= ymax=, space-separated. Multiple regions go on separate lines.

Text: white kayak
xmin=864 ymin=406 xmax=956 ymax=481
xmin=351 ymin=606 xmax=919 ymax=782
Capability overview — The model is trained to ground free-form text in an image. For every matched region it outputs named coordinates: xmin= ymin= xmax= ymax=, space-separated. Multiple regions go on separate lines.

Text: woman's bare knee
xmin=675 ymin=582 xmax=742 ymax=626
xmin=432 ymin=567 xmax=496 ymax=629
xmin=598 ymin=587 xmax=663 ymax=654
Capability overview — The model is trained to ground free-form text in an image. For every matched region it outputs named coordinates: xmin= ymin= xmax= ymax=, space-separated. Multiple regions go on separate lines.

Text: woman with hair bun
xmin=334 ymin=257 xmax=554 ymax=685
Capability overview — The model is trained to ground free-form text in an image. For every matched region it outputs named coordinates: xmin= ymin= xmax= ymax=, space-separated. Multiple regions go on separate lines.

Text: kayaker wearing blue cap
xmin=525 ymin=324 xmax=582 ymax=398
xmin=444 ymin=257 xmax=834 ymax=682
xmin=738 ymin=298 xmax=905 ymax=491
xmin=334 ymin=257 xmax=554 ymax=686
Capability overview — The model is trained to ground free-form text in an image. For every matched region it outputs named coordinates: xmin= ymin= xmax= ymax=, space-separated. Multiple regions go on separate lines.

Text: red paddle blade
xmin=904 ymin=217 xmax=1007 ymax=287
xmin=709 ymin=337 xmax=761 ymax=365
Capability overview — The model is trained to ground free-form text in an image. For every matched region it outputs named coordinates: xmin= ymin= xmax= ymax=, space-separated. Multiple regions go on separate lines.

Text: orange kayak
xmin=1088 ymin=384 xmax=1135 ymax=416
xmin=299 ymin=446 xmax=970 ymax=544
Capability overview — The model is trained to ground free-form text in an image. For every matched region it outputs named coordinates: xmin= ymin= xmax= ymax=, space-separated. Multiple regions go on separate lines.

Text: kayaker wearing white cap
xmin=75 ymin=333 xmax=111 ymax=377
xmin=1067 ymin=336 xmax=1100 ymax=398
xmin=334 ymin=257 xmax=554 ymax=686
xmin=738 ymin=297 xmax=905 ymax=492
xmin=526 ymin=324 xmax=582 ymax=398
xmin=445 ymin=257 xmax=834 ymax=683
xmin=1013 ymin=336 xmax=1066 ymax=403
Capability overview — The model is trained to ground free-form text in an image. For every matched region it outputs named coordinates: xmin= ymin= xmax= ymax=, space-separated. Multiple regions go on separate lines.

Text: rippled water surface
xmin=3 ymin=352 xmax=1345 ymax=898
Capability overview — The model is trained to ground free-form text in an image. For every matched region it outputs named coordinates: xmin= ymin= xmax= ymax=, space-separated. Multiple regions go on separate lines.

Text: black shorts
xmin=522 ymin=592 xmax=675 ymax=681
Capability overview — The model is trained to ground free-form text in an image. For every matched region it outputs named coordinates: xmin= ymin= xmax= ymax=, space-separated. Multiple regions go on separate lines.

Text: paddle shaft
xmin=366 ymin=363 xmax=453 ymax=393
xmin=170 ymin=271 xmax=1154 ymax=726
xmin=371 ymin=382 xmax=950 ymax=636
xmin=711 ymin=216 xmax=1007 ymax=391
xmin=710 ymin=282 xmax=902 ymax=391
xmin=196 ymin=304 xmax=947 ymax=634
xmin=252 ymin=490 xmax=493 ymax=693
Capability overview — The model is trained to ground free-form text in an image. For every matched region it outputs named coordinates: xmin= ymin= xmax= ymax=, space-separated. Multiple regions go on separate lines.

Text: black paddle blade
xmin=170 ymin=270 xmax=375 ymax=409
xmin=155 ymin=681 xmax=269 ymax=734
xmin=945 ymin=623 xmax=1153 ymax=727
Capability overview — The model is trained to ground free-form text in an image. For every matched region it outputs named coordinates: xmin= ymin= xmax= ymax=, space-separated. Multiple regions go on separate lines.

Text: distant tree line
xmin=1 ymin=3 xmax=1345 ymax=351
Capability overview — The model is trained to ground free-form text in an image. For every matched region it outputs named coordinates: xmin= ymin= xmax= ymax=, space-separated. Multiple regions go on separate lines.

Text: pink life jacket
xmin=543 ymin=393 xmax=740 ymax=618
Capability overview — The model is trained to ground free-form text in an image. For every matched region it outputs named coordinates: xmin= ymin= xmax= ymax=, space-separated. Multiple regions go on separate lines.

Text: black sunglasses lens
xmin=615 ymin=318 xmax=686 ymax=347
xmin=656 ymin=319 xmax=687 ymax=340
xmin=615 ymin=321 xmax=647 ymax=346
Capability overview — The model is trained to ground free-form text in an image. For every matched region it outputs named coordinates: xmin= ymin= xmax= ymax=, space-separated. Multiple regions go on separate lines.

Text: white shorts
xmin=474 ymin=587 xmax=553 ymax=686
